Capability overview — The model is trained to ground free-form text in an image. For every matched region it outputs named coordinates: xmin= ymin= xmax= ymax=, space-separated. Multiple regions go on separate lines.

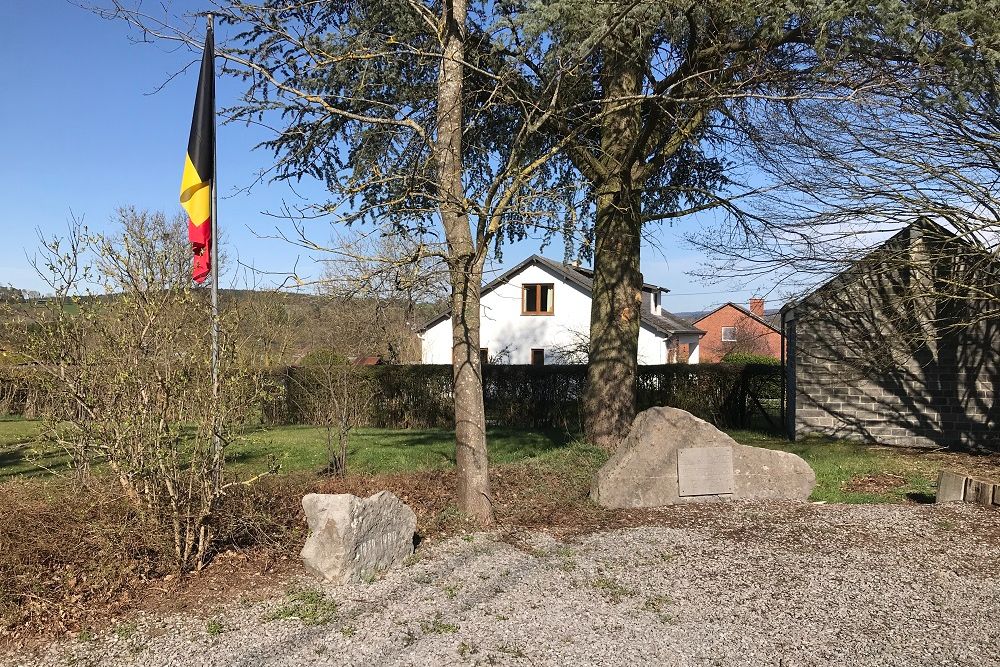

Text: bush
xmin=721 ymin=351 xmax=781 ymax=366
xmin=0 ymin=476 xmax=309 ymax=641
xmin=299 ymin=348 xmax=348 ymax=367
xmin=0 ymin=209 xmax=281 ymax=571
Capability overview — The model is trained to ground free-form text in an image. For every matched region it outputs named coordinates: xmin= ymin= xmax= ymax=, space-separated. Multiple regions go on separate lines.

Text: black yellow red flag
xmin=179 ymin=28 xmax=215 ymax=283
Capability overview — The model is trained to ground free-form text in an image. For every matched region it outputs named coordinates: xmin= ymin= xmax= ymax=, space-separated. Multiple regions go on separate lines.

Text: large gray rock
xmin=591 ymin=407 xmax=816 ymax=508
xmin=301 ymin=491 xmax=417 ymax=584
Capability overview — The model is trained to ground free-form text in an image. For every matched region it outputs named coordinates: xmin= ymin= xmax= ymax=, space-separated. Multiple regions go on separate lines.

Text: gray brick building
xmin=782 ymin=220 xmax=1000 ymax=451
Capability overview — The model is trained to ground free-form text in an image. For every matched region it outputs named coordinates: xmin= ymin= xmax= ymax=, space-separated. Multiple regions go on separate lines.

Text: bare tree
xmin=719 ymin=318 xmax=774 ymax=360
xmin=295 ymin=240 xmax=438 ymax=476
xmin=1 ymin=208 xmax=278 ymax=570
xmin=549 ymin=327 xmax=590 ymax=365
xmin=689 ymin=23 xmax=1000 ymax=316
xmin=294 ymin=349 xmax=376 ymax=476
xmin=319 ymin=230 xmax=448 ymax=364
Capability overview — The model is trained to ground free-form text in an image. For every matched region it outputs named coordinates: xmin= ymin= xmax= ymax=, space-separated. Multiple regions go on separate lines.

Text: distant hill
xmin=0 ymin=288 xmax=443 ymax=365
xmin=0 ymin=286 xmax=24 ymax=302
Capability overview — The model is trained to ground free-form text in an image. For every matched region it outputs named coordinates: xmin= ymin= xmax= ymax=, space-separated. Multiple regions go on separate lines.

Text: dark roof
xmin=685 ymin=303 xmax=782 ymax=333
xmin=638 ymin=290 xmax=706 ymax=336
xmin=561 ymin=262 xmax=670 ymax=293
xmin=417 ymin=255 xmax=703 ymax=336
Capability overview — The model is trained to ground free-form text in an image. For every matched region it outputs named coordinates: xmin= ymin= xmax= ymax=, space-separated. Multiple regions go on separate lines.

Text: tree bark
xmin=584 ymin=184 xmax=643 ymax=451
xmin=583 ymin=40 xmax=644 ymax=452
xmin=436 ymin=0 xmax=493 ymax=524
xmin=448 ymin=258 xmax=492 ymax=523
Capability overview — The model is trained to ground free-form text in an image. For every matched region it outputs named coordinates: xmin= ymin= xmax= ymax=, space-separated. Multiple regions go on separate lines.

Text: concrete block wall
xmin=788 ymin=224 xmax=1000 ymax=451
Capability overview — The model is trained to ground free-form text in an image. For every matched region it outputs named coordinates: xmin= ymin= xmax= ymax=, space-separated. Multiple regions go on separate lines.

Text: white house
xmin=418 ymin=255 xmax=704 ymax=365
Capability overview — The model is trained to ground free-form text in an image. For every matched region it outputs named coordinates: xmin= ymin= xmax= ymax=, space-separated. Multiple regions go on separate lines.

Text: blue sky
xmin=0 ymin=1 xmax=779 ymax=313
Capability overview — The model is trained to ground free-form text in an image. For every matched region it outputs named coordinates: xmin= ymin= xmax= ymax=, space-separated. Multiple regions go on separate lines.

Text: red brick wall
xmin=694 ymin=305 xmax=782 ymax=363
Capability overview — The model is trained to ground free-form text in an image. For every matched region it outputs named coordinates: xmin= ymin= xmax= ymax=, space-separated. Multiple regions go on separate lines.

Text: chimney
xmin=749 ymin=298 xmax=765 ymax=317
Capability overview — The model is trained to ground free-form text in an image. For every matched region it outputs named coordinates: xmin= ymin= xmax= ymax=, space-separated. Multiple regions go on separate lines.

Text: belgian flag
xmin=179 ymin=27 xmax=215 ymax=283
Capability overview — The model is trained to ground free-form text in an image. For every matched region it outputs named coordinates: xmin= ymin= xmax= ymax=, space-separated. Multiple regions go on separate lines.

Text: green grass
xmin=728 ymin=430 xmax=939 ymax=503
xmin=267 ymin=588 xmax=337 ymax=625
xmin=0 ymin=417 xmax=578 ymax=481
xmin=0 ymin=415 xmax=42 ymax=445
xmin=0 ymin=416 xmax=954 ymax=505
xmin=0 ymin=416 xmax=64 ymax=480
xmin=229 ymin=425 xmax=576 ymax=476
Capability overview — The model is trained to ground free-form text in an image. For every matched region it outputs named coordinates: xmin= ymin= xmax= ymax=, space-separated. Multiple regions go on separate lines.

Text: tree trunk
xmin=584 ymin=184 xmax=642 ymax=451
xmin=584 ymin=40 xmax=644 ymax=452
xmin=449 ymin=259 xmax=492 ymax=523
xmin=437 ymin=0 xmax=493 ymax=524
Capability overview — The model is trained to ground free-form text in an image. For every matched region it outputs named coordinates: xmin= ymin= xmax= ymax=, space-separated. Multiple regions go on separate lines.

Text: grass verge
xmin=728 ymin=430 xmax=1000 ymax=503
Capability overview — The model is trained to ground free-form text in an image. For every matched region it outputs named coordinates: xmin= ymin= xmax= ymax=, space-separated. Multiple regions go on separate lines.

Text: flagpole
xmin=208 ymin=12 xmax=221 ymax=465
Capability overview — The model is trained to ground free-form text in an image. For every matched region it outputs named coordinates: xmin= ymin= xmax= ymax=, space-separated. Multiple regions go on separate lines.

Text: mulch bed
xmin=0 ymin=457 xmax=726 ymax=648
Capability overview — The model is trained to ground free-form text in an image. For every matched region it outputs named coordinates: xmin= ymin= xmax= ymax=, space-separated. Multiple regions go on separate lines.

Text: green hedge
xmin=283 ymin=364 xmax=453 ymax=429
xmin=274 ymin=363 xmax=782 ymax=431
xmin=3 ymin=363 xmax=782 ymax=432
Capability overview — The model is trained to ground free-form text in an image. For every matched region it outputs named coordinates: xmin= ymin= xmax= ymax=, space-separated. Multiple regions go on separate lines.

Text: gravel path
xmin=6 ymin=501 xmax=1000 ymax=667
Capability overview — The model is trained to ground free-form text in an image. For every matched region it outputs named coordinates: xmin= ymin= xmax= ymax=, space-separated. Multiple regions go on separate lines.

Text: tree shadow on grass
xmin=0 ymin=444 xmax=72 ymax=481
xmin=230 ymin=425 xmax=580 ymax=477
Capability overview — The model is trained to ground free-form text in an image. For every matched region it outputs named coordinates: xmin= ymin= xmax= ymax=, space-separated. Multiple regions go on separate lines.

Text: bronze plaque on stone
xmin=677 ymin=447 xmax=735 ymax=496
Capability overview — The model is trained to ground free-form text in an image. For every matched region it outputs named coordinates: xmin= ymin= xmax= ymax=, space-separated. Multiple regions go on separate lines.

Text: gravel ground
xmin=5 ymin=501 xmax=1000 ymax=667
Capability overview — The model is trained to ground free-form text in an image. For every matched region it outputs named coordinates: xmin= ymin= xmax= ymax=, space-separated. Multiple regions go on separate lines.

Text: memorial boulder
xmin=591 ymin=407 xmax=815 ymax=508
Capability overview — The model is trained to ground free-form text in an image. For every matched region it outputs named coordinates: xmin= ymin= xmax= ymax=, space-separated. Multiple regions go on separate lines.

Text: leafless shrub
xmin=0 ymin=208 xmax=280 ymax=570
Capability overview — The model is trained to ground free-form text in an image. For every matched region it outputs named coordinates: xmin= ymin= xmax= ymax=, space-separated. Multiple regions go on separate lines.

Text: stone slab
xmin=935 ymin=470 xmax=968 ymax=504
xmin=677 ymin=447 xmax=734 ymax=496
xmin=591 ymin=407 xmax=815 ymax=508
xmin=966 ymin=479 xmax=995 ymax=506
xmin=301 ymin=491 xmax=416 ymax=585
xmin=994 ymin=484 xmax=1000 ymax=507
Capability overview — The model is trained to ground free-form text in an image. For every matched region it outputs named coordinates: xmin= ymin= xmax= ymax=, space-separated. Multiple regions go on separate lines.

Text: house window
xmin=531 ymin=349 xmax=545 ymax=365
xmin=522 ymin=283 xmax=554 ymax=315
xmin=721 ymin=326 xmax=737 ymax=342
xmin=480 ymin=348 xmax=489 ymax=366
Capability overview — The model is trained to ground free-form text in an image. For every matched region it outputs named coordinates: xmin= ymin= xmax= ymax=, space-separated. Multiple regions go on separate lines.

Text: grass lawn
xmin=728 ymin=430 xmax=944 ymax=503
xmin=0 ymin=416 xmax=47 ymax=480
xmin=0 ymin=417 xmax=579 ymax=481
xmin=229 ymin=425 xmax=577 ymax=476
xmin=3 ymin=416 xmax=994 ymax=504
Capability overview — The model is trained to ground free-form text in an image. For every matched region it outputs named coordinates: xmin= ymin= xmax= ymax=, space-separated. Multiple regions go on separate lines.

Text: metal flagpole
xmin=208 ymin=13 xmax=221 ymax=464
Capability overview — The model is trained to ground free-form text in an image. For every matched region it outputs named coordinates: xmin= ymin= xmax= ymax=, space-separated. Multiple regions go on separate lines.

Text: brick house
xmin=689 ymin=300 xmax=782 ymax=363
xmin=782 ymin=220 xmax=1000 ymax=450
